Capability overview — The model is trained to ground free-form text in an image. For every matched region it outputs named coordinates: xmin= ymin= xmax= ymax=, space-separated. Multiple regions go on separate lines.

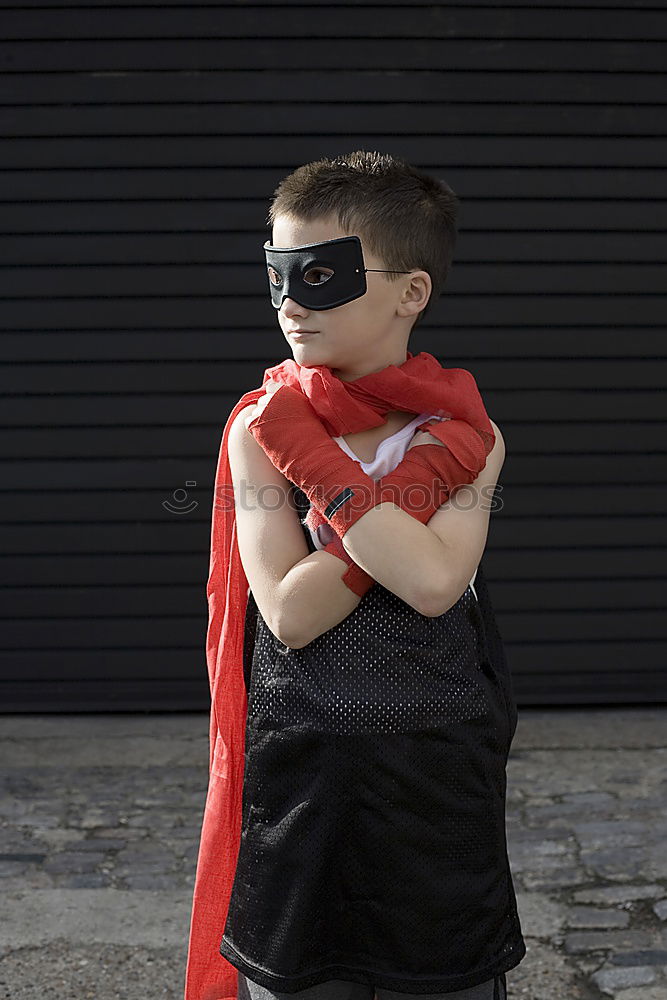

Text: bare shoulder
xmin=488 ymin=419 xmax=505 ymax=465
xmin=228 ymin=403 xmax=258 ymax=449
xmin=227 ymin=403 xmax=274 ymax=469
xmin=227 ymin=401 xmax=293 ymax=496
xmin=466 ymin=418 xmax=505 ymax=495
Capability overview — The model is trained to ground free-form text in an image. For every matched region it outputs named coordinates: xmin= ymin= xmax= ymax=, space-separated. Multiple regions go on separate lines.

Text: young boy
xmin=184 ymin=151 xmax=526 ymax=1000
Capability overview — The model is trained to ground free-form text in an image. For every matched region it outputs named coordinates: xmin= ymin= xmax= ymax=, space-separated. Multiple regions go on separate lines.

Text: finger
xmin=250 ymin=393 xmax=274 ymax=420
xmin=256 ymin=393 xmax=273 ymax=412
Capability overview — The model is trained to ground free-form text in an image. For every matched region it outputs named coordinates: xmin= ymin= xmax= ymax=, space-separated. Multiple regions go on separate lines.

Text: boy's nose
xmin=280 ymin=297 xmax=306 ymax=315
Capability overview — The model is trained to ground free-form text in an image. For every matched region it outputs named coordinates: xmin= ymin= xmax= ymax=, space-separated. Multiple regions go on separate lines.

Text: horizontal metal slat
xmin=2 ymin=38 xmax=667 ymax=73
xmin=2 ymin=71 xmax=665 ymax=105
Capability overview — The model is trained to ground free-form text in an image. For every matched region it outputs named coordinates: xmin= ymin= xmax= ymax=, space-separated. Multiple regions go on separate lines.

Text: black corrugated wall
xmin=2 ymin=1 xmax=665 ymax=710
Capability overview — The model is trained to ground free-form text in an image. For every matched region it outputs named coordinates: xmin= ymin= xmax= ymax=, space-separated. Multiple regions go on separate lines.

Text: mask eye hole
xmin=303 ymin=266 xmax=334 ymax=286
xmin=267 ymin=265 xmax=282 ymax=287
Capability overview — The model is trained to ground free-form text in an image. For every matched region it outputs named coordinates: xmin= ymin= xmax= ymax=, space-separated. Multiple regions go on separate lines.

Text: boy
xmin=184 ymin=150 xmax=526 ymax=1000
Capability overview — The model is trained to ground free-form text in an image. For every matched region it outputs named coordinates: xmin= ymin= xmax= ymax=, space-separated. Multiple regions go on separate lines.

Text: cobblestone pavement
xmin=0 ymin=708 xmax=665 ymax=1000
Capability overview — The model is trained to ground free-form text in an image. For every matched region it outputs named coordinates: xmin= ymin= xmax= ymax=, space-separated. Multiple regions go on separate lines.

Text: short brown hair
xmin=266 ymin=149 xmax=460 ymax=332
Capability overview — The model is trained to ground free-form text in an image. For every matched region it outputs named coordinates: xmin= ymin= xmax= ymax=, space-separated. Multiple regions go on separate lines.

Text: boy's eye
xmin=267 ymin=265 xmax=334 ymax=287
xmin=303 ymin=267 xmax=334 ymax=286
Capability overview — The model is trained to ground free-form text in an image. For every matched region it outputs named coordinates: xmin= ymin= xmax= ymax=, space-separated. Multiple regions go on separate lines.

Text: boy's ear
xmin=401 ymin=270 xmax=431 ymax=319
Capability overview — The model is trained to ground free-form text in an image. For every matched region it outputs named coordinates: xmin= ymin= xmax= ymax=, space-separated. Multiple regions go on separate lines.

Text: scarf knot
xmin=259 ymin=350 xmax=492 ymax=445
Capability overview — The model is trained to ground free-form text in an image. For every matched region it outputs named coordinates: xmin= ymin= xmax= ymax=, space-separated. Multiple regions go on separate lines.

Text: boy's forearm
xmin=276 ymin=550 xmax=362 ymax=648
xmin=342 ymin=502 xmax=449 ymax=616
xmin=273 ymin=506 xmax=450 ymax=649
xmin=276 ymin=503 xmax=447 ymax=646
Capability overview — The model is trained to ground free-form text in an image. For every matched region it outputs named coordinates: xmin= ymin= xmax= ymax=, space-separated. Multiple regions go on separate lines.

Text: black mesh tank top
xmin=220 ymin=484 xmax=526 ymax=995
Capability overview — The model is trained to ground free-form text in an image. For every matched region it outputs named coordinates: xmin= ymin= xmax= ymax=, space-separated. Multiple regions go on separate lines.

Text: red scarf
xmin=184 ymin=351 xmax=494 ymax=1000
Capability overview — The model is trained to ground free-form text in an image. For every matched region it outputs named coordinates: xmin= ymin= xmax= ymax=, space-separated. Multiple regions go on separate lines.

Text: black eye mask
xmin=263 ymin=234 xmax=412 ymax=311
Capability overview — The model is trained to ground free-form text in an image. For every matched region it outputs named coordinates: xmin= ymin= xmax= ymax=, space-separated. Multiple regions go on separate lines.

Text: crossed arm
xmin=227 ymin=405 xmax=505 ymax=649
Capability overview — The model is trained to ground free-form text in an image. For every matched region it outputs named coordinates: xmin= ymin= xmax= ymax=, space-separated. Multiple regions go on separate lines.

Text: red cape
xmin=183 ymin=351 xmax=494 ymax=1000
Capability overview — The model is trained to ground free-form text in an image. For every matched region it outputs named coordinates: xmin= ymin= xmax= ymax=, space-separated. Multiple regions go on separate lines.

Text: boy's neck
xmin=331 ymin=346 xmax=410 ymax=382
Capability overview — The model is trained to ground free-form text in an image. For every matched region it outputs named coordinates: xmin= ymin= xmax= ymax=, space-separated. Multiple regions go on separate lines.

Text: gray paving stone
xmin=573 ymin=884 xmax=665 ymax=905
xmin=610 ymin=794 xmax=667 ymax=814
xmin=510 ymin=832 xmax=574 ymax=855
xmin=654 ymin=898 xmax=667 ymax=920
xmin=125 ymin=808 xmax=191 ymax=828
xmin=564 ymin=906 xmax=630 ymax=929
xmin=113 ymin=847 xmax=179 ymax=876
xmin=561 ymin=791 xmax=617 ymax=806
xmin=571 ymin=820 xmax=652 ymax=849
xmin=521 ymin=794 xmax=557 ymax=806
xmin=520 ymin=866 xmax=589 ymax=891
xmin=564 ymin=929 xmax=654 ymax=954
xmin=42 ymin=851 xmax=107 ymax=874
xmin=0 ymin=860 xmax=29 ymax=877
xmin=88 ymin=825 xmax=151 ymax=841
xmin=524 ymin=800 xmax=619 ymax=826
xmin=580 ymin=846 xmax=648 ymax=880
xmin=30 ymin=827 xmax=99 ymax=849
xmin=642 ymin=842 xmax=667 ymax=881
xmin=76 ymin=808 xmax=124 ymax=828
xmin=0 ymin=867 xmax=54 ymax=889
xmin=514 ymin=892 xmax=567 ymax=937
xmin=507 ymin=834 xmax=577 ymax=878
xmin=0 ymin=829 xmax=49 ymax=851
xmin=2 ymin=806 xmax=63 ymax=829
xmin=505 ymin=786 xmax=525 ymax=804
xmin=62 ymin=837 xmax=128 ymax=852
xmin=608 ymin=949 xmax=667 ymax=966
xmin=0 ymin=851 xmax=46 ymax=864
xmin=168 ymin=824 xmax=206 ymax=841
xmin=608 ymin=989 xmax=667 ymax=1000
xmin=60 ymin=872 xmax=115 ymax=888
xmin=122 ymin=873 xmax=185 ymax=889
xmin=591 ymin=964 xmax=656 ymax=993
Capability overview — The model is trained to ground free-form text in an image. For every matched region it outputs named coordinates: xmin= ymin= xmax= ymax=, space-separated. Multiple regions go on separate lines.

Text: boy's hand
xmin=244 ymin=382 xmax=386 ymax=538
xmin=407 ymin=428 xmax=446 ymax=450
xmin=307 ymin=425 xmax=448 ymax=598
xmin=303 ymin=501 xmax=376 ymax=597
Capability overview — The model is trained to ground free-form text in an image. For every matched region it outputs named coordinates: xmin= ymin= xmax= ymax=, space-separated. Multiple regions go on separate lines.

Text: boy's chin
xmin=288 ymin=342 xmax=337 ymax=366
